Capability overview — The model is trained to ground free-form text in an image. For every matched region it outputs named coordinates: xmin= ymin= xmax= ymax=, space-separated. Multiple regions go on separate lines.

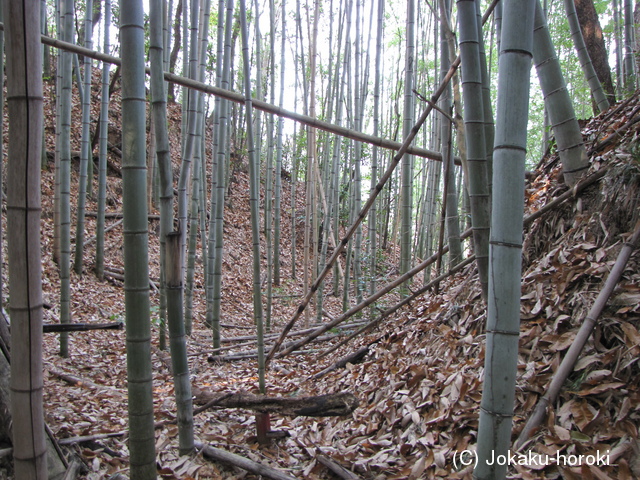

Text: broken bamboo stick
xmin=48 ymin=368 xmax=121 ymax=392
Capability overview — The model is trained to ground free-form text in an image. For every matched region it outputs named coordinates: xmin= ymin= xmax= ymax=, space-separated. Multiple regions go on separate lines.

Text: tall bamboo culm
xmin=623 ymin=0 xmax=637 ymax=92
xmin=5 ymin=0 xmax=48 ymax=476
xmin=165 ymin=233 xmax=194 ymax=454
xmin=532 ymin=0 xmax=589 ymax=186
xmin=239 ymin=0 xmax=266 ymax=393
xmin=456 ymin=0 xmax=490 ymax=300
xmin=400 ymin=0 xmax=416 ymax=284
xmin=474 ymin=0 xmax=535 ymax=478
xmin=120 ymin=0 xmax=158 ymax=477
xmin=210 ymin=0 xmax=234 ymax=349
xmin=74 ymin=0 xmax=93 ymax=274
xmin=58 ymin=0 xmax=74 ymax=357
xmin=95 ymin=0 xmax=112 ymax=280
xmin=563 ymin=0 xmax=610 ymax=113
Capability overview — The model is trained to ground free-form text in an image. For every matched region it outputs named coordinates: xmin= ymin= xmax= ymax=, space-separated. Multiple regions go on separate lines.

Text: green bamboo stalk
xmin=165 ymin=233 xmax=194 ymax=455
xmin=264 ymin=0 xmax=275 ymax=331
xmin=623 ymin=0 xmax=637 ymax=92
xmin=532 ymin=0 xmax=589 ymax=186
xmin=120 ymin=0 xmax=157 ymax=476
xmin=184 ymin=142 xmax=201 ymax=335
xmin=58 ymin=0 xmax=74 ymax=357
xmin=210 ymin=0 xmax=234 ymax=349
xmin=239 ymin=0 xmax=266 ymax=393
xmin=0 ymin=0 xmax=4 ymax=308
xmin=400 ymin=0 xmax=416 ymax=284
xmin=440 ymin=0 xmax=462 ymax=267
xmin=563 ymin=0 xmax=610 ymax=112
xmin=612 ymin=0 xmax=623 ymax=97
xmin=150 ymin=0 xmax=175 ymax=351
xmin=474 ymin=1 xmax=535 ymax=478
xmin=5 ymin=0 xmax=48 ymax=475
xmin=476 ymin=0 xmax=495 ymax=190
xmin=353 ymin=0 xmax=364 ymax=305
xmin=185 ymin=0 xmax=211 ymax=334
xmin=369 ymin=0 xmax=383 ymax=297
xmin=95 ymin=0 xmax=112 ymax=280
xmin=73 ymin=0 xmax=93 ymax=275
xmin=205 ymin=0 xmax=225 ymax=334
xmin=177 ymin=0 xmax=201 ymax=272
xmin=273 ymin=0 xmax=286 ymax=289
xmin=53 ymin=0 xmax=62 ymax=267
xmin=457 ymin=0 xmax=490 ymax=300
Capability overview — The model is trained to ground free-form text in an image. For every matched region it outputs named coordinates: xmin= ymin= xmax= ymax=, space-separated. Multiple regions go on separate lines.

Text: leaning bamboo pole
xmin=515 ymin=221 xmax=640 ymax=449
xmin=24 ymin=29 xmax=449 ymax=162
xmin=318 ymin=165 xmax=611 ymax=358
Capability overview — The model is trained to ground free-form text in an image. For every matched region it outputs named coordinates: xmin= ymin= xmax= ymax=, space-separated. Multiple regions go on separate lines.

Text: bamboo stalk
xmin=26 ymin=28 xmax=449 ymax=162
xmin=195 ymin=442 xmax=297 ymax=480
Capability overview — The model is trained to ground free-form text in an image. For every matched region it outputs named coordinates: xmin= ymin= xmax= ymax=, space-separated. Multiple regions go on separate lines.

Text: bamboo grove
xmin=1 ymin=0 xmax=635 ymax=478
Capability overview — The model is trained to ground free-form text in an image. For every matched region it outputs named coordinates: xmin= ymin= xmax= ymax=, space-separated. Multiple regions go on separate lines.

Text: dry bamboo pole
xmin=319 ymin=256 xmax=476 ymax=359
xmin=273 ymin=251 xmax=474 ymax=361
xmin=24 ymin=29 xmax=449 ymax=163
xmin=319 ymin=165 xmax=612 ymax=358
xmin=515 ymin=221 xmax=640 ymax=449
xmin=195 ymin=441 xmax=298 ymax=480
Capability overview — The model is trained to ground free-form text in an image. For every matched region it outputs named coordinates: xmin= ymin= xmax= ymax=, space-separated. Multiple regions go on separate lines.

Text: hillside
xmin=2 ymin=71 xmax=639 ymax=479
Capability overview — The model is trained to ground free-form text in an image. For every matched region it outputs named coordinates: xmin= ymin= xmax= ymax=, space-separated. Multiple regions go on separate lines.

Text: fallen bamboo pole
xmin=273 ymin=252 xmax=474 ymax=360
xmin=316 ymin=454 xmax=362 ymax=480
xmin=318 ymin=256 xmax=475 ymax=359
xmin=194 ymin=441 xmax=299 ymax=480
xmin=515 ymin=221 xmax=640 ymax=449
xmin=317 ymin=165 xmax=612 ymax=359
xmin=27 ymin=29 xmax=449 ymax=162
xmin=192 ymin=391 xmax=358 ymax=417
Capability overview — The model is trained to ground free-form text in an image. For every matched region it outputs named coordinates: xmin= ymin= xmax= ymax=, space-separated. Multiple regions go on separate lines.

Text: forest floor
xmin=2 ymin=72 xmax=640 ymax=480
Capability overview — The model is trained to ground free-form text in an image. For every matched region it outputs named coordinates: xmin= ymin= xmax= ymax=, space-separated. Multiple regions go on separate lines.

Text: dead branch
xmin=42 ymin=321 xmax=123 ymax=333
xmin=195 ymin=441 xmax=297 ymax=480
xmin=311 ymin=346 xmax=370 ymax=380
xmin=58 ymin=432 xmax=126 ymax=446
xmin=48 ymin=368 xmax=121 ymax=392
xmin=316 ymin=453 xmax=361 ymax=480
xmin=192 ymin=390 xmax=359 ymax=417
